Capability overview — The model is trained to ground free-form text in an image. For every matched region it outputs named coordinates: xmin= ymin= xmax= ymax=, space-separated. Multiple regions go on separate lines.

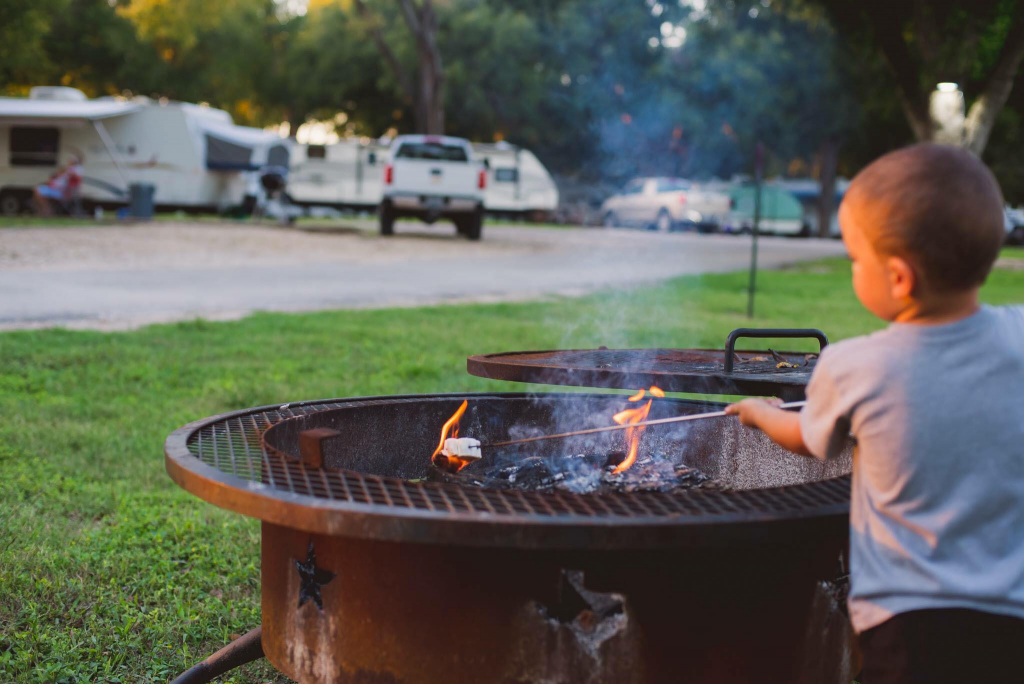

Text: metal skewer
xmin=485 ymin=401 xmax=806 ymax=449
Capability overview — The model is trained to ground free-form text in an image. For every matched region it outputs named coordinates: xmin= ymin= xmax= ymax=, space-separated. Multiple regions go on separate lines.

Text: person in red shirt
xmin=33 ymin=155 xmax=83 ymax=216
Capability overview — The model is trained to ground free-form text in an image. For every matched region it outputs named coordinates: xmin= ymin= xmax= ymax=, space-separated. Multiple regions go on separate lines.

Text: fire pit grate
xmin=169 ymin=394 xmax=851 ymax=549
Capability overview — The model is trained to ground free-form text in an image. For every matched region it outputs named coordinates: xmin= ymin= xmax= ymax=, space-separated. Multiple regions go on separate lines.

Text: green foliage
xmin=6 ymin=0 xmax=1024 ymax=187
xmin=1 ymin=259 xmax=1022 ymax=682
xmin=0 ymin=0 xmax=63 ymax=91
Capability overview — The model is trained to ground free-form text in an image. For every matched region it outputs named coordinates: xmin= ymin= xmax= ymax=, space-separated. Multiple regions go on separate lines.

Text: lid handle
xmin=724 ymin=328 xmax=828 ymax=373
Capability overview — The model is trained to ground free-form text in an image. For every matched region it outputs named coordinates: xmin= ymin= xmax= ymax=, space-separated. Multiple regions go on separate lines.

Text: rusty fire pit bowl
xmin=165 ymin=393 xmax=855 ymax=684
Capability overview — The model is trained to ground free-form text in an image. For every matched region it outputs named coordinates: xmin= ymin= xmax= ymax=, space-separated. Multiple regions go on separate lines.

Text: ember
xmin=428 ymin=386 xmax=721 ymax=494
xmin=443 ymin=451 xmax=718 ymax=495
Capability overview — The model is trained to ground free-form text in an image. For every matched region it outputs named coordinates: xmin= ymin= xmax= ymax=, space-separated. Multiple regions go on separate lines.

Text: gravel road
xmin=0 ymin=220 xmax=848 ymax=330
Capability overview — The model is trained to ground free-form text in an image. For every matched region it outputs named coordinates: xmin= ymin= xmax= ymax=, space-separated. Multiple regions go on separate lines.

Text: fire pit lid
xmin=468 ymin=328 xmax=827 ymax=400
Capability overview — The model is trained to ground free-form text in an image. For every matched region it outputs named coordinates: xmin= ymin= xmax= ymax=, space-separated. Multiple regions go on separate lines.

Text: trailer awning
xmin=200 ymin=119 xmax=286 ymax=171
xmin=0 ymin=98 xmax=142 ymax=123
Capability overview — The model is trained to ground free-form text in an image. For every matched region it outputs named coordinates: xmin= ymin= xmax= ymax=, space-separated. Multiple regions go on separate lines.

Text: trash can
xmin=128 ymin=183 xmax=156 ymax=219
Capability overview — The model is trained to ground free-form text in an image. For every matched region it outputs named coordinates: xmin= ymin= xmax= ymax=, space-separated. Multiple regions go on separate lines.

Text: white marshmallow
xmin=442 ymin=437 xmax=483 ymax=460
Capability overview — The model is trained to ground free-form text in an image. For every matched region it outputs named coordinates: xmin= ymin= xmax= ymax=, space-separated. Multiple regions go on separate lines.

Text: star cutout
xmin=294 ymin=540 xmax=336 ymax=611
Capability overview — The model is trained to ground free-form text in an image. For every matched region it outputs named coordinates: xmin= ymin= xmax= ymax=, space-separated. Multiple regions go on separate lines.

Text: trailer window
xmin=494 ymin=168 xmax=519 ymax=183
xmin=10 ymin=127 xmax=60 ymax=167
xmin=307 ymin=145 xmax=326 ymax=160
xmin=394 ymin=142 xmax=468 ymax=162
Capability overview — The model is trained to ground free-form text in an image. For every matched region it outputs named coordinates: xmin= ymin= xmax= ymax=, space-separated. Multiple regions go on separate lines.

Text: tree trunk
xmin=817 ymin=138 xmax=839 ymax=239
xmin=964 ymin=8 xmax=1024 ymax=155
xmin=398 ymin=0 xmax=445 ymax=134
xmin=863 ymin=6 xmax=934 ymax=142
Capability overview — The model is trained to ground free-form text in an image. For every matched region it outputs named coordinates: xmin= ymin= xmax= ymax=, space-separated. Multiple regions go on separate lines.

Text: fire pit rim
xmin=165 ymin=392 xmax=850 ymax=550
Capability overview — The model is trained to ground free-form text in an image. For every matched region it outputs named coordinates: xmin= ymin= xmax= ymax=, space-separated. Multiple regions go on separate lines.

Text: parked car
xmin=380 ymin=135 xmax=486 ymax=240
xmin=599 ymin=177 xmax=732 ymax=232
xmin=726 ymin=184 xmax=809 ymax=237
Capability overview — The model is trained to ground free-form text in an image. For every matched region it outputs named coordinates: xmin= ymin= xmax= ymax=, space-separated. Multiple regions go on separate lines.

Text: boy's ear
xmin=886 ymin=255 xmax=917 ymax=299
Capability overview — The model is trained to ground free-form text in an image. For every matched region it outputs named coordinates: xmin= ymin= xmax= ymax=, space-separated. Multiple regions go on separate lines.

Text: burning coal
xmin=430 ymin=387 xmax=682 ymax=481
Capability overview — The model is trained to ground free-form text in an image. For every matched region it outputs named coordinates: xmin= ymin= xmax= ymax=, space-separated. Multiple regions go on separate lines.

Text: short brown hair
xmin=844 ymin=143 xmax=1005 ymax=292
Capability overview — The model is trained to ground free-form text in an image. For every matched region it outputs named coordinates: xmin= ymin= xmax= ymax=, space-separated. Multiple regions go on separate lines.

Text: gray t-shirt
xmin=800 ymin=305 xmax=1024 ymax=633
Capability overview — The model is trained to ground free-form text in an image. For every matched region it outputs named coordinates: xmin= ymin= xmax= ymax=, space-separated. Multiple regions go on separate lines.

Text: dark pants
xmin=859 ymin=608 xmax=1024 ymax=683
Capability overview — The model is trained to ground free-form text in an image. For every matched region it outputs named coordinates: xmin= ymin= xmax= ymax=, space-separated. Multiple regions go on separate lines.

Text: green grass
xmin=1 ymin=259 xmax=1022 ymax=683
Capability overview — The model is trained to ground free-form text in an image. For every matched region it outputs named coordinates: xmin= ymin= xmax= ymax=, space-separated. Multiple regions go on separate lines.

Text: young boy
xmin=727 ymin=144 xmax=1024 ymax=683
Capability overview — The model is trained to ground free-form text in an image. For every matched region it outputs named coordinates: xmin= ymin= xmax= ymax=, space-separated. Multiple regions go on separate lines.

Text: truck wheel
xmin=463 ymin=206 xmax=483 ymax=241
xmin=603 ymin=211 xmax=618 ymax=228
xmin=380 ymin=200 xmax=395 ymax=236
xmin=0 ymin=190 xmax=26 ymax=217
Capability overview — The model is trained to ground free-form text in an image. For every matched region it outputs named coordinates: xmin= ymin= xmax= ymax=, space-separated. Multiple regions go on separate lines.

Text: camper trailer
xmin=286 ymin=138 xmax=559 ymax=220
xmin=287 ymin=138 xmax=387 ymax=212
xmin=0 ymin=86 xmax=288 ymax=215
xmin=473 ymin=142 xmax=559 ymax=220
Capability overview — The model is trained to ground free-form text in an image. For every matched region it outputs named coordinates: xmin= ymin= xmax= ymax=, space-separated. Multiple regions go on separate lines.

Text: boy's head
xmin=838 ymin=143 xmax=1005 ymax=321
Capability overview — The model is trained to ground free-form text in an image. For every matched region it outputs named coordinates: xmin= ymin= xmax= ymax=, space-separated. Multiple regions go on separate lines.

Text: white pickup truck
xmin=380 ymin=135 xmax=486 ymax=240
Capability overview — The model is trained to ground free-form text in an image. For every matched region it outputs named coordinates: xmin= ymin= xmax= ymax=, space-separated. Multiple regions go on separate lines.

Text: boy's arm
xmin=725 ymin=398 xmax=814 ymax=457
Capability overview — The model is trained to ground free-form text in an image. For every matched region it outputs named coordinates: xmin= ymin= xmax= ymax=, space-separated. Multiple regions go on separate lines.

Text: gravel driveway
xmin=0 ymin=220 xmax=848 ymax=330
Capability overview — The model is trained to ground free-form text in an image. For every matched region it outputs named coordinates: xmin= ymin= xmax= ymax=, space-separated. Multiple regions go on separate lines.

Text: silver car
xmin=600 ymin=177 xmax=732 ymax=232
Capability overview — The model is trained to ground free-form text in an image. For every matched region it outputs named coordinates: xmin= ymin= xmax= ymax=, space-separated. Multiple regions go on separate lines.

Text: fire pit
xmin=166 ymin=330 xmax=855 ymax=684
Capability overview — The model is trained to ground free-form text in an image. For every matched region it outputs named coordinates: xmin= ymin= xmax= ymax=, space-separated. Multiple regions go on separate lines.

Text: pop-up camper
xmin=0 ymin=86 xmax=288 ymax=215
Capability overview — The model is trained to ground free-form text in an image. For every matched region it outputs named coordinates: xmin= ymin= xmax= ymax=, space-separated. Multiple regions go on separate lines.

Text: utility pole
xmin=747 ymin=142 xmax=763 ymax=319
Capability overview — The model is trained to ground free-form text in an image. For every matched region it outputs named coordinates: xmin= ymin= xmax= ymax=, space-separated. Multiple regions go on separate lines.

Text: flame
xmin=611 ymin=386 xmax=663 ymax=474
xmin=431 ymin=400 xmax=474 ymax=472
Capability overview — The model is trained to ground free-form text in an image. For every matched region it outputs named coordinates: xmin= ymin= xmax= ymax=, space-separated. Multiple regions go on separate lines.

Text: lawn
xmin=1 ymin=258 xmax=1022 ymax=683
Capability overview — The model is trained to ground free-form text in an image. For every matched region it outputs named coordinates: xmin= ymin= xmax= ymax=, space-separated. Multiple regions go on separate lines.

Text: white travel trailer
xmin=473 ymin=142 xmax=559 ymax=220
xmin=287 ymin=138 xmax=387 ymax=211
xmin=0 ymin=86 xmax=288 ymax=215
xmin=286 ymin=138 xmax=559 ymax=219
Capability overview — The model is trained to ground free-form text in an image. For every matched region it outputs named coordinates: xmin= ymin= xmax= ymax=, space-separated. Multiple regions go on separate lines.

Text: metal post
xmin=356 ymin=143 xmax=364 ymax=197
xmin=747 ymin=143 xmax=763 ymax=319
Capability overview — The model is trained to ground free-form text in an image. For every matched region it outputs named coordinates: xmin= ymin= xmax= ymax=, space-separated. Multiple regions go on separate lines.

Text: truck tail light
xmin=677 ymin=193 xmax=687 ymax=205
xmin=385 ymin=165 xmax=393 ymax=185
xmin=478 ymin=169 xmax=487 ymax=190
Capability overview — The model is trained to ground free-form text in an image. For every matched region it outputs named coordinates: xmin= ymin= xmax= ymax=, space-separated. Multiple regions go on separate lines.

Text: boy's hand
xmin=725 ymin=397 xmax=813 ymax=457
xmin=725 ymin=397 xmax=785 ymax=427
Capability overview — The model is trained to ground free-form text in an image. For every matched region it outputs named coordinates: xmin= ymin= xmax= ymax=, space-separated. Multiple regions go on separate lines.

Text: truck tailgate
xmin=391 ymin=160 xmax=479 ymax=197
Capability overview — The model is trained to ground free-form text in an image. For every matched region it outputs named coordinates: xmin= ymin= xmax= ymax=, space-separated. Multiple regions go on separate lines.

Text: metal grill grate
xmin=183 ymin=398 xmax=850 ymax=521
xmin=467 ymin=348 xmax=817 ymax=399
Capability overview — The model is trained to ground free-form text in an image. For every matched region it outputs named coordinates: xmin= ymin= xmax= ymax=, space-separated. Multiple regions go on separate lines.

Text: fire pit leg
xmin=170 ymin=626 xmax=265 ymax=684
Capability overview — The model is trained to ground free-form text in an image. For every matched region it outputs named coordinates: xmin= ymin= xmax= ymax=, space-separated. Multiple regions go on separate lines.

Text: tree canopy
xmin=3 ymin=0 xmax=1024 ymax=200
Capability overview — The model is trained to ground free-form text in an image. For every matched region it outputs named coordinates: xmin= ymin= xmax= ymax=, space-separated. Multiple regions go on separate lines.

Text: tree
xmin=354 ymin=0 xmax=445 ymax=133
xmin=809 ymin=0 xmax=1024 ymax=155
xmin=0 ymin=0 xmax=61 ymax=93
